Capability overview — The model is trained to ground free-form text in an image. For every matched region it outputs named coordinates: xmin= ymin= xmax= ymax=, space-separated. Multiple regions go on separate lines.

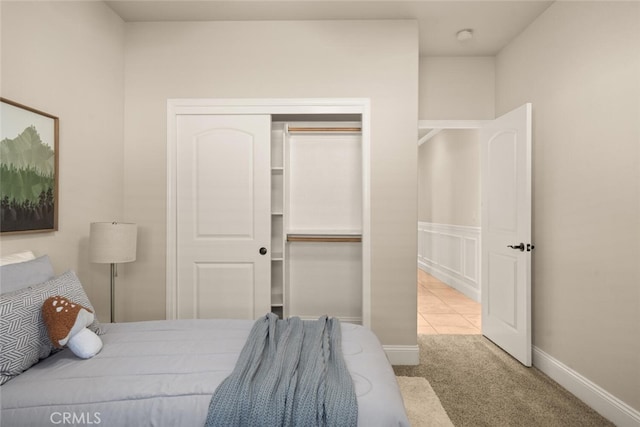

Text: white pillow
xmin=0 ymin=251 xmax=36 ymax=266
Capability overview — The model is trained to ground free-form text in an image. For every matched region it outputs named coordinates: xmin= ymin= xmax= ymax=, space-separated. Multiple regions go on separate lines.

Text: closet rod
xmin=287 ymin=235 xmax=362 ymax=243
xmin=287 ymin=127 xmax=361 ymax=133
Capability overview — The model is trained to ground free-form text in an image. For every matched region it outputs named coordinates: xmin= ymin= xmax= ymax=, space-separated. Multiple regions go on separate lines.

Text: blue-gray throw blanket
xmin=204 ymin=313 xmax=358 ymax=427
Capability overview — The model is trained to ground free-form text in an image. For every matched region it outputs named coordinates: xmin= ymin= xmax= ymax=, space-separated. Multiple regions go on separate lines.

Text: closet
xmin=271 ymin=121 xmax=363 ymax=323
xmin=167 ymin=100 xmax=368 ymax=326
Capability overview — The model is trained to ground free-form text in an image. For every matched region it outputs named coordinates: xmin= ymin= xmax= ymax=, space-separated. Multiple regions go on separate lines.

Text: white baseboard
xmin=384 ymin=345 xmax=420 ymax=366
xmin=533 ymin=346 xmax=640 ymax=427
xmin=295 ymin=315 xmax=362 ymax=325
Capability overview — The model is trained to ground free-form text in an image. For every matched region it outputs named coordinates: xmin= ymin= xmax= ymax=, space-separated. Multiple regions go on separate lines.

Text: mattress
xmin=1 ymin=319 xmax=409 ymax=427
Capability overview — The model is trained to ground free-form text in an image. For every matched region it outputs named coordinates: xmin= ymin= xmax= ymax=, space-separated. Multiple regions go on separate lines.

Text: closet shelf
xmin=287 ymin=233 xmax=362 ymax=243
xmin=287 ymin=126 xmax=361 ymax=134
xmin=271 ymin=292 xmax=283 ymax=306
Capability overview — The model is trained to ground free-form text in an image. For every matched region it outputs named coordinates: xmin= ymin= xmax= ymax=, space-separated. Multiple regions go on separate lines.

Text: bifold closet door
xmin=176 ymin=115 xmax=271 ymax=319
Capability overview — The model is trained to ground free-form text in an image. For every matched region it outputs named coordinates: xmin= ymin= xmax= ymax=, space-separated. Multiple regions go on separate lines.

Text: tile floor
xmin=418 ymin=269 xmax=481 ymax=335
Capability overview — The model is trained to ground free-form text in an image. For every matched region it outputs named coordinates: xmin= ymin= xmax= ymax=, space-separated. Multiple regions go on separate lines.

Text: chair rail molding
xmin=417 ymin=221 xmax=481 ymax=302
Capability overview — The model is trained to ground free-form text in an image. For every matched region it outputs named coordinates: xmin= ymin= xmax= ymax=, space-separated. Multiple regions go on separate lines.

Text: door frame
xmin=418 ymin=111 xmax=532 ymax=365
xmin=166 ymin=98 xmax=372 ymax=327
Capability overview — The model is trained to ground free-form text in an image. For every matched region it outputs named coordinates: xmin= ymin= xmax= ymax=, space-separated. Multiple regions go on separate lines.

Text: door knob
xmin=259 ymin=247 xmax=268 ymax=255
xmin=508 ymin=243 xmax=525 ymax=252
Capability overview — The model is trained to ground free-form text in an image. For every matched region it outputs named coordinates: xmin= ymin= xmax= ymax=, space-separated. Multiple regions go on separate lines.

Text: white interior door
xmin=176 ymin=114 xmax=271 ymax=319
xmin=481 ymin=103 xmax=533 ymax=366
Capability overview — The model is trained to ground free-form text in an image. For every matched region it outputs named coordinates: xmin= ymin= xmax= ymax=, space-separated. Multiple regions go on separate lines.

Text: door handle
xmin=507 ymin=243 xmax=535 ymax=252
xmin=259 ymin=247 xmax=268 ymax=255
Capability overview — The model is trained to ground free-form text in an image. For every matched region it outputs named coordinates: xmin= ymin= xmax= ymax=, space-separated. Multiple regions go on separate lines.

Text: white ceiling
xmin=105 ymin=0 xmax=554 ymax=56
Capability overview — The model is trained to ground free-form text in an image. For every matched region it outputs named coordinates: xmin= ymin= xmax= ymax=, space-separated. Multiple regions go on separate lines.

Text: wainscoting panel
xmin=418 ymin=222 xmax=481 ymax=302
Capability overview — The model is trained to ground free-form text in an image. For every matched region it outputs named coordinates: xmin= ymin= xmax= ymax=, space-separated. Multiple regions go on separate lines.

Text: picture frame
xmin=1 ymin=98 xmax=59 ymax=234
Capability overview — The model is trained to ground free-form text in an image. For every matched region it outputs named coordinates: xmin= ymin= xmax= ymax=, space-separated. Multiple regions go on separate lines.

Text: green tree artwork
xmin=1 ymin=99 xmax=58 ymax=233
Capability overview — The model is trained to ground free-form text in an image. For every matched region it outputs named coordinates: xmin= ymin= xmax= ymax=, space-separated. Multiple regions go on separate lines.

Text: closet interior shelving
xmin=270 ymin=120 xmax=363 ymax=323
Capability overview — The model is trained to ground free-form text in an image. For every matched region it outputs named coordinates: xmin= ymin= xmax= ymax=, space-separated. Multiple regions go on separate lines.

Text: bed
xmin=0 ymin=253 xmax=409 ymax=427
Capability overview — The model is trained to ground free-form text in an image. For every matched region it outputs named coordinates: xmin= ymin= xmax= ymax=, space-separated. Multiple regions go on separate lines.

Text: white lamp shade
xmin=89 ymin=222 xmax=137 ymax=264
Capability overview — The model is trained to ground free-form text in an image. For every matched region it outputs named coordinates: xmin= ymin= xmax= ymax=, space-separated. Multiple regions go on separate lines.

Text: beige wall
xmin=496 ymin=1 xmax=640 ymax=409
xmin=0 ymin=2 xmax=125 ymax=319
xmin=416 ymin=57 xmax=491 ymax=230
xmin=419 ymin=56 xmax=495 ymax=120
xmin=122 ymin=20 xmax=419 ymax=346
xmin=418 ymin=130 xmax=480 ymax=226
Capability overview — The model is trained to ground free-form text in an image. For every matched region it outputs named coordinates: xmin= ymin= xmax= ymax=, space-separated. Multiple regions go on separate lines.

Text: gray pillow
xmin=0 ymin=255 xmax=55 ymax=294
xmin=0 ymin=270 xmax=102 ymax=385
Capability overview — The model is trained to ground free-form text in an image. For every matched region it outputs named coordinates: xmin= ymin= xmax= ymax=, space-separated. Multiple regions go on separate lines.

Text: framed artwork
xmin=0 ymin=98 xmax=59 ymax=234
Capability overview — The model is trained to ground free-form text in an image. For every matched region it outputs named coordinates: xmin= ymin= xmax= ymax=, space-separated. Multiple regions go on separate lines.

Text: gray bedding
xmin=1 ymin=319 xmax=409 ymax=427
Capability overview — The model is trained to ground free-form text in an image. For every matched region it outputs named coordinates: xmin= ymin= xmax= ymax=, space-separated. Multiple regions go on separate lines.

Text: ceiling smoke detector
xmin=456 ymin=29 xmax=474 ymax=41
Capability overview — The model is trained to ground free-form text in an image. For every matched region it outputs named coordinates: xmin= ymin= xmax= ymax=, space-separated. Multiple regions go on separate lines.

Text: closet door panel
xmin=194 ymin=129 xmax=255 ymax=237
xmin=176 ymin=114 xmax=271 ymax=320
xmin=195 ymin=262 xmax=255 ymax=319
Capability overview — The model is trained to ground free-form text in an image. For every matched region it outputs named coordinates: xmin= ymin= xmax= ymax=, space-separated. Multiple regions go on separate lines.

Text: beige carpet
xmin=397 ymin=376 xmax=454 ymax=427
xmin=394 ymin=335 xmax=614 ymax=427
